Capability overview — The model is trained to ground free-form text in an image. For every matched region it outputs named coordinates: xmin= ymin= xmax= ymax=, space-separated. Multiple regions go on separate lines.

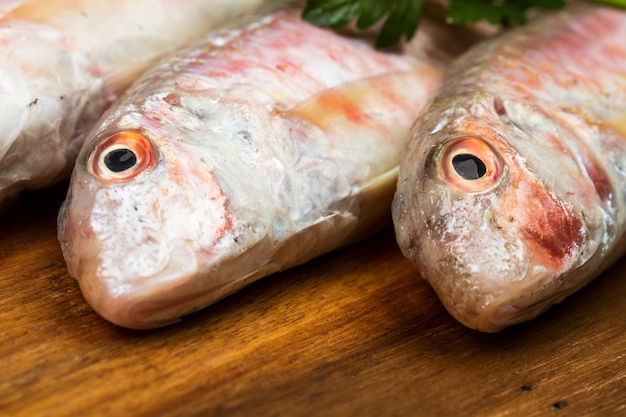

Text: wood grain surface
xmin=1 ymin=183 xmax=625 ymax=417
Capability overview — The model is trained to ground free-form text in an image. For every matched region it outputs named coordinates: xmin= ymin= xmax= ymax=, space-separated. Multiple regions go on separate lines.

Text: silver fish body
xmin=393 ymin=4 xmax=626 ymax=332
xmin=58 ymin=8 xmax=470 ymax=329
xmin=0 ymin=0 xmax=280 ymax=214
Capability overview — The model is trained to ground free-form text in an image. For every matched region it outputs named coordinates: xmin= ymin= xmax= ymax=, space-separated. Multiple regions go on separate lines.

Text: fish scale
xmin=393 ymin=3 xmax=626 ymax=332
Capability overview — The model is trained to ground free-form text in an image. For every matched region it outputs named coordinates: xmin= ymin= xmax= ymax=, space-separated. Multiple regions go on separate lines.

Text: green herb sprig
xmin=302 ymin=0 xmax=626 ymax=48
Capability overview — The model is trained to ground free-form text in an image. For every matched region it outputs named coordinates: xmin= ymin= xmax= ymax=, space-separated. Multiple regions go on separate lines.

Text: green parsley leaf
xmin=302 ymin=0 xmax=424 ymax=48
xmin=376 ymin=0 xmax=425 ymax=48
xmin=302 ymin=0 xmax=626 ymax=48
xmin=447 ymin=0 xmax=565 ymax=26
xmin=447 ymin=0 xmax=525 ymax=26
xmin=589 ymin=0 xmax=626 ymax=6
xmin=354 ymin=1 xmax=388 ymax=29
xmin=301 ymin=0 xmax=361 ymax=29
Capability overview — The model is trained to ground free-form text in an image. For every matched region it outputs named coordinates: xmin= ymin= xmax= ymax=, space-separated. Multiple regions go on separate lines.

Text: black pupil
xmin=451 ymin=153 xmax=487 ymax=180
xmin=103 ymin=149 xmax=137 ymax=173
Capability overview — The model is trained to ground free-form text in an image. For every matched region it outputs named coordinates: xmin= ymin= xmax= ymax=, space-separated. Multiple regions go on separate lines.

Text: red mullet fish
xmin=393 ymin=3 xmax=626 ymax=332
xmin=58 ymin=8 xmax=473 ymax=329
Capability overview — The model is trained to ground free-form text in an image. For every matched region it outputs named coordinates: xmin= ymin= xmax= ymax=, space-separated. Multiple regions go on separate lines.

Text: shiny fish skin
xmin=393 ymin=3 xmax=626 ymax=332
xmin=58 ymin=8 xmax=470 ymax=329
xmin=0 ymin=0 xmax=279 ymax=214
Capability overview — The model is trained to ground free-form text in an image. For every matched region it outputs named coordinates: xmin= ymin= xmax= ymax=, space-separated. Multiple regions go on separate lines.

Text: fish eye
xmin=89 ymin=131 xmax=155 ymax=182
xmin=104 ymin=148 xmax=138 ymax=172
xmin=451 ymin=153 xmax=487 ymax=180
xmin=438 ymin=136 xmax=502 ymax=193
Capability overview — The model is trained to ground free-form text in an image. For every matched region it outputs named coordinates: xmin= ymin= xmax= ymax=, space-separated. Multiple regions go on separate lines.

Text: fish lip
xmin=473 ymin=289 xmax=570 ymax=333
xmin=435 ymin=260 xmax=575 ymax=333
xmin=83 ymin=290 xmax=187 ymax=330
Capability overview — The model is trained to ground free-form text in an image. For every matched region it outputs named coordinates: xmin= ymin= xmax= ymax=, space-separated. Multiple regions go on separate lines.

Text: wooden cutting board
xmin=1 ymin=183 xmax=625 ymax=416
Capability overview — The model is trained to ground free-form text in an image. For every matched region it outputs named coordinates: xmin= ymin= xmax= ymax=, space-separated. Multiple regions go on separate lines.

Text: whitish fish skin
xmin=0 ymin=0 xmax=279 ymax=214
xmin=58 ymin=8 xmax=471 ymax=329
xmin=393 ymin=3 xmax=626 ymax=332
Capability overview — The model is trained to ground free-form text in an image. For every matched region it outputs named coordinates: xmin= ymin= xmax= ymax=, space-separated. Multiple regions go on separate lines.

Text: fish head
xmin=393 ymin=95 xmax=608 ymax=332
xmin=59 ymin=94 xmax=274 ymax=329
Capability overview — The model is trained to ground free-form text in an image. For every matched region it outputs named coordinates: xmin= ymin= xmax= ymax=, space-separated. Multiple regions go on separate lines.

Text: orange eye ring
xmin=438 ymin=136 xmax=503 ymax=193
xmin=88 ymin=131 xmax=155 ymax=183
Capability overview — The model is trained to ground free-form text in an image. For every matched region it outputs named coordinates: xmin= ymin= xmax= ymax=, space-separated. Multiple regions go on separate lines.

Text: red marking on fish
xmin=580 ymin=149 xmax=614 ymax=204
xmin=493 ymin=97 xmax=506 ymax=116
xmin=514 ymin=180 xmax=584 ymax=272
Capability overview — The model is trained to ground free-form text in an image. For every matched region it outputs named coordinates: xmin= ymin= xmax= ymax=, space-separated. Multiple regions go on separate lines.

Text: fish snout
xmin=401 ymin=169 xmax=589 ymax=331
xmin=74 ymin=236 xmax=201 ymax=329
xmin=410 ymin=192 xmax=533 ymax=330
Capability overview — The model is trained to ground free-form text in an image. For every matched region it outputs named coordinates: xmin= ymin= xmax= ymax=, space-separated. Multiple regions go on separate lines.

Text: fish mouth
xmin=482 ymin=294 xmax=565 ymax=332
xmin=73 ymin=241 xmax=209 ymax=329
xmin=457 ymin=280 xmax=557 ymax=333
xmin=427 ymin=268 xmax=560 ymax=333
xmin=427 ymin=238 xmax=582 ymax=333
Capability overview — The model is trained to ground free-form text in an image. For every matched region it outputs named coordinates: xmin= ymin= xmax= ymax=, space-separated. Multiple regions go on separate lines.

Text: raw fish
xmin=59 ymin=8 xmax=472 ymax=328
xmin=393 ymin=3 xmax=626 ymax=332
